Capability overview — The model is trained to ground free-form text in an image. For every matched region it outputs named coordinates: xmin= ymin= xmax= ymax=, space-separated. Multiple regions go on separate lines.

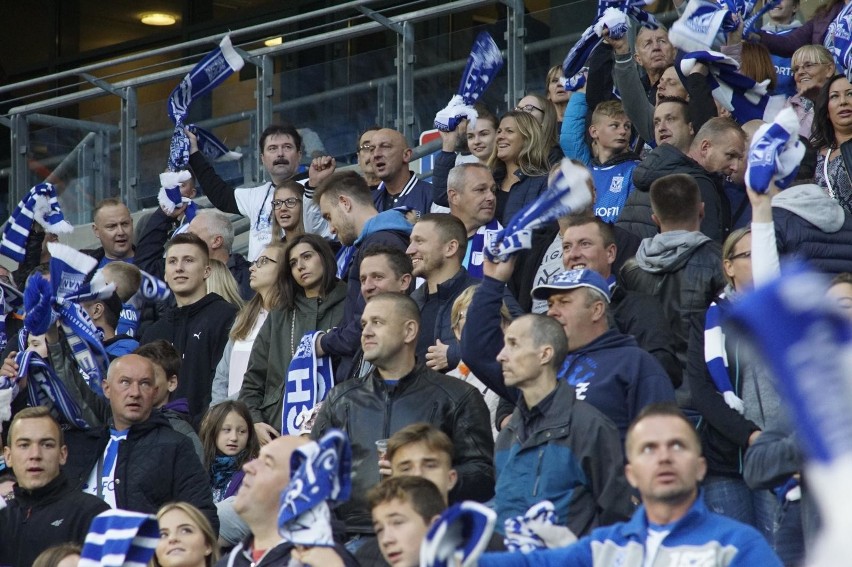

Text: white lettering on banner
xmin=287 ymin=369 xmax=312 ymax=404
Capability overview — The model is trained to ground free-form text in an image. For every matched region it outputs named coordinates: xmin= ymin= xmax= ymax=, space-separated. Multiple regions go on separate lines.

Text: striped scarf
xmin=79 ymin=510 xmax=159 ymax=567
xmin=420 ymin=501 xmax=496 ymax=567
xmin=0 ymin=182 xmax=72 ymax=263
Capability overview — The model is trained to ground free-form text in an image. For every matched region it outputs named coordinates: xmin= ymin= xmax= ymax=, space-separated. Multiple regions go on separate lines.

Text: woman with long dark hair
xmin=238 ymin=234 xmax=347 ymax=445
xmin=811 ymin=74 xmax=852 ymax=214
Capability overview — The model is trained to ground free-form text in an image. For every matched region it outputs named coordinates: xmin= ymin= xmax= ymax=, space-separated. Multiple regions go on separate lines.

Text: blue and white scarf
xmin=278 ymin=429 xmax=351 ymax=546
xmin=420 ymin=501 xmax=496 ymax=567
xmin=281 ymin=331 xmax=334 ymax=436
xmin=560 ymin=71 xmax=587 ymax=92
xmin=434 ymin=32 xmax=503 ymax=132
xmin=19 ymin=348 xmax=90 ymax=430
xmin=79 ymin=510 xmax=159 ymax=567
xmin=825 ymin=1 xmax=852 ymax=78
xmin=503 ymin=500 xmax=578 ymax=553
xmin=595 ymin=0 xmax=660 ymax=28
xmin=139 ymin=269 xmax=171 ymax=303
xmin=679 ymin=50 xmax=770 ymax=123
xmin=0 ymin=281 xmax=23 ymax=353
xmin=116 ymin=302 xmax=140 ymax=338
xmin=0 ymin=182 xmax=73 ymax=263
xmin=167 ymin=35 xmax=244 ymax=172
xmin=562 ymin=8 xmax=628 ymax=80
xmin=670 ymin=0 xmax=739 ymax=53
xmin=745 ymin=107 xmax=805 ymax=194
xmin=743 ymin=0 xmax=782 ymax=39
xmin=157 ymin=170 xmax=198 ymax=237
xmin=703 ymin=291 xmax=745 ymax=413
xmin=486 ymin=159 xmax=593 ymax=262
xmin=466 ymin=219 xmax=502 ymax=279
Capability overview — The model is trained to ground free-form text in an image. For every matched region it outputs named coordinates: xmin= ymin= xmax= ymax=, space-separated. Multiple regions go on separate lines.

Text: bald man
xmin=370 ymin=128 xmax=436 ymax=216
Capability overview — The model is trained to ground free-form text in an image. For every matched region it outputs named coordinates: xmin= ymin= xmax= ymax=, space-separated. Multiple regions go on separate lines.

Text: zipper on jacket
xmin=383 ymin=392 xmax=393 ymax=439
xmin=344 ymin=403 xmax=351 ymax=436
xmin=532 ymin=447 xmax=545 ymax=497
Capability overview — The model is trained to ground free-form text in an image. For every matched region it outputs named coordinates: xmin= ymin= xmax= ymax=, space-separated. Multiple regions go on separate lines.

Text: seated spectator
xmin=786 ymin=45 xmax=834 ymax=140
xmin=224 ymin=435 xmax=356 ymax=565
xmin=211 ymin=242 xmax=287 ymax=405
xmin=272 ymin=181 xmax=306 ymax=245
xmin=239 ymin=234 xmax=346 ymax=444
xmin=85 ymin=198 xmax=135 ymax=267
xmin=153 ymin=502 xmax=219 ymax=567
xmin=136 ymin=339 xmax=204 ymax=463
xmin=368 ymin=476 xmax=445 ymax=567
xmin=488 ymin=110 xmax=550 ymax=225
xmin=62 ymin=355 xmax=217 ymax=530
xmin=463 ymin=261 xmax=676 ymax=441
xmin=0 ymin=408 xmax=109 ymax=566
xmin=478 ymin=403 xmax=783 ymax=566
xmin=493 ymin=314 xmax=633 ymax=535
xmin=446 ymin=163 xmax=502 ymax=279
xmin=199 ymin=400 xmax=259 ymax=503
xmin=621 ymin=174 xmax=727 ymax=407
xmin=141 ymin=233 xmax=238 ymax=422
xmin=313 ymin=292 xmax=494 ymax=545
xmin=207 ymin=259 xmax=246 ymax=308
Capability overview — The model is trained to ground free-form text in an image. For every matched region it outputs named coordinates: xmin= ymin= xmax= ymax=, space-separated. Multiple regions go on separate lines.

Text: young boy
xmin=368 ymin=476 xmax=445 ymax=567
xmin=133 ymin=340 xmax=203 ymax=462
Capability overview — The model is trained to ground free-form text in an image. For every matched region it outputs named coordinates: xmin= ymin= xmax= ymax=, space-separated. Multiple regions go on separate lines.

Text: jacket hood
xmin=356 ymin=210 xmax=413 ymax=245
xmin=635 ymin=230 xmax=713 ymax=273
xmin=572 ymin=328 xmax=639 ymax=355
xmin=772 ymin=184 xmax=846 ymax=233
xmin=162 ymin=398 xmax=191 ymax=416
xmin=633 ymin=144 xmax=709 ymax=191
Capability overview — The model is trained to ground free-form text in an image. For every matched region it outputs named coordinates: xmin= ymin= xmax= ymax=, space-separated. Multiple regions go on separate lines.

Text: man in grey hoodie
xmin=620 ymin=173 xmax=727 ymax=408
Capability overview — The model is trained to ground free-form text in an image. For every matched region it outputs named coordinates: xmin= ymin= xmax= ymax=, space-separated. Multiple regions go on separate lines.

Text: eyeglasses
xmin=516 ymin=104 xmax=544 ymax=114
xmin=792 ymin=62 xmax=830 ymax=75
xmin=271 ymin=198 xmax=299 ymax=210
xmin=358 ymin=143 xmax=375 ymax=154
xmin=728 ymin=251 xmax=751 ymax=261
xmin=251 ymin=256 xmax=278 ymax=268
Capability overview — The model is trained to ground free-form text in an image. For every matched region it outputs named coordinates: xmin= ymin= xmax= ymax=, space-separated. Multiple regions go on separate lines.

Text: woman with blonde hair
xmin=152 ymin=502 xmax=219 ymax=567
xmin=545 ymin=65 xmax=570 ymax=123
xmin=211 ymin=242 xmax=287 ymax=405
xmin=488 ymin=110 xmax=550 ymax=225
xmin=206 ymin=259 xmax=245 ymax=309
xmin=786 ymin=44 xmax=835 ymax=139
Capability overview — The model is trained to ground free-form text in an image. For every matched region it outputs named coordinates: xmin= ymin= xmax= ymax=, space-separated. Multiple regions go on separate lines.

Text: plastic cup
xmin=375 ymin=439 xmax=389 ymax=461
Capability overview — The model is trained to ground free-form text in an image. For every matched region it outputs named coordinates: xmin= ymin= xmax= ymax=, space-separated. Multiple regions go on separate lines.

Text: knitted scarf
xmin=79 ymin=510 xmax=159 ymax=567
xmin=420 ymin=501 xmax=496 ymax=567
xmin=281 ymin=331 xmax=334 ymax=435
xmin=0 ymin=182 xmax=72 ymax=263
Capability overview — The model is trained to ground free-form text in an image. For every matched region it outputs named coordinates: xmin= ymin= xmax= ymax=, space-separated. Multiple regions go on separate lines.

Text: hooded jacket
xmin=141 ymin=292 xmax=238 ymax=420
xmin=318 ymin=210 xmax=411 ymax=378
xmin=240 ymin=282 xmax=347 ymax=428
xmin=772 ymin=183 xmax=852 ymax=275
xmin=0 ymin=473 xmax=110 ymax=567
xmin=621 ymin=231 xmax=727 ymax=407
xmin=617 ymin=144 xmax=731 ymax=242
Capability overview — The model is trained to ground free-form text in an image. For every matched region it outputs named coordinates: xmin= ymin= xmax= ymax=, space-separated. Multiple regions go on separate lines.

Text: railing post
xmin=254 ymin=54 xmax=274 ymax=183
xmin=9 ymin=114 xmax=29 ymax=206
xmin=503 ymin=0 xmax=526 ymax=110
xmin=397 ymin=21 xmax=416 ymax=144
xmin=120 ymin=86 xmax=138 ymax=207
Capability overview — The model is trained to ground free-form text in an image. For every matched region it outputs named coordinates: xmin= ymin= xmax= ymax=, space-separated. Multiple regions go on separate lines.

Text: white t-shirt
xmin=644 ymin=526 xmax=671 ymax=567
xmin=83 ymin=429 xmax=129 ymax=508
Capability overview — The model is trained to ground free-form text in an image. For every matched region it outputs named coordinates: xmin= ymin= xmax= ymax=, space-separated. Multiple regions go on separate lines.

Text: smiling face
xmin=156 ymin=508 xmax=212 ymax=567
xmin=465 ymin=118 xmax=497 ymax=162
xmin=495 ymin=116 xmax=525 ymax=164
xmin=561 ymin=223 xmax=615 ymax=277
xmin=373 ymin=498 xmax=432 ymax=567
xmin=4 ymin=416 xmax=67 ymax=490
xmin=360 ymin=254 xmax=412 ymax=301
xmin=93 ymin=204 xmax=134 ymax=260
xmin=406 ymin=221 xmax=449 ymax=279
xmin=216 ymin=410 xmax=250 ymax=457
xmin=792 ymin=53 xmax=834 ymax=96
xmin=288 ymin=242 xmax=325 ymax=296
xmin=260 ymin=133 xmax=301 ymax=183
xmin=625 ymin=415 xmax=706 ymax=507
xmin=103 ymin=355 xmax=157 ymax=432
xmin=273 ymin=185 xmax=303 ymax=232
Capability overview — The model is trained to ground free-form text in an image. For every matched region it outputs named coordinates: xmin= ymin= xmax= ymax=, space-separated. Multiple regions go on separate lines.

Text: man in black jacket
xmin=313 ymin=171 xmax=412 ymax=380
xmin=0 ymin=407 xmax=109 ymax=567
xmin=63 ymin=354 xmax=218 ymax=532
xmin=140 ymin=233 xmax=237 ymax=420
xmin=313 ymin=292 xmax=494 ymax=546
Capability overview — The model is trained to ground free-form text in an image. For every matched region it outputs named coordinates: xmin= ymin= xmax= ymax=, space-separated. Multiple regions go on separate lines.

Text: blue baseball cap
xmin=531 ymin=269 xmax=611 ymax=303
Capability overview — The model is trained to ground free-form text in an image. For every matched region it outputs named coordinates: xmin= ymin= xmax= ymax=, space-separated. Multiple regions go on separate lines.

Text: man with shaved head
xmin=61 ymin=354 xmax=218 ymax=531
xmin=370 ymin=128 xmax=435 ymax=216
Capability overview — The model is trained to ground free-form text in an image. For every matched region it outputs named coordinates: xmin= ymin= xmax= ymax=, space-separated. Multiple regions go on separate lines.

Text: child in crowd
xmin=199 ymin=400 xmax=259 ymax=503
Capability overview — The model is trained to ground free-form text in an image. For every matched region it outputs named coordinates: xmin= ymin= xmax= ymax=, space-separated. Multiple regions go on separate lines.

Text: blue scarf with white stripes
xmin=79 ymin=510 xmax=159 ymax=567
xmin=281 ymin=331 xmax=334 ymax=436
xmin=0 ymin=182 xmax=72 ymax=263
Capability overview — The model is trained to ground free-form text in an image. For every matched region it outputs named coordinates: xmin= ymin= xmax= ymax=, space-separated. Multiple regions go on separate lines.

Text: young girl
xmin=198 ymin=401 xmax=259 ymax=503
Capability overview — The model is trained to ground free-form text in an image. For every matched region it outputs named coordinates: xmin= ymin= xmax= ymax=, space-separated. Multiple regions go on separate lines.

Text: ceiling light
xmin=140 ymin=13 xmax=177 ymax=26
xmin=264 ymin=37 xmax=283 ymax=47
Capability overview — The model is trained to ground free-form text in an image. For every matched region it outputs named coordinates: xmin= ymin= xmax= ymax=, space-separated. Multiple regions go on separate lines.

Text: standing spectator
xmin=465 ymin=105 xmax=499 ymax=165
xmin=239 ymin=234 xmax=346 ymax=444
xmin=812 ymin=74 xmax=852 ymax=215
xmin=546 ymin=64 xmax=570 ymax=124
xmin=85 ymin=198 xmax=135 ymax=268
xmin=446 ymin=163 xmax=501 ymax=279
xmin=754 ymin=0 xmax=844 ymax=59
xmin=211 ymin=243 xmax=287 ymax=405
xmin=313 ymin=292 xmax=494 ymax=546
xmin=0 ymin=408 xmax=109 ymax=567
xmin=369 ymin=128 xmax=434 ymax=216
xmin=761 ymin=0 xmax=802 ymax=97
xmin=357 ymin=126 xmax=382 ymax=190
xmin=141 ymin=233 xmax=238 ymax=421
xmin=187 ymin=125 xmax=329 ymax=261
xmin=488 ymin=111 xmax=550 ymax=225
xmin=787 ymin=45 xmax=835 ymax=140
xmin=272 ymin=181 xmax=306 ymax=245
xmin=207 ymin=259 xmax=246 ymax=309
xmin=189 ymin=210 xmax=252 ymax=300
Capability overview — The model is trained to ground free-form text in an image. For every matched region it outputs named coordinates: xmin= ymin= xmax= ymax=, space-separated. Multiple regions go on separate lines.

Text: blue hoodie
xmin=319 ymin=210 xmax=412 ymax=379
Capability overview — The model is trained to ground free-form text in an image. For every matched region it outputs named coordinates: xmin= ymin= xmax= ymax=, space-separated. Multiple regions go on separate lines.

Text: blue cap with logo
xmin=531 ymin=268 xmax=611 ymax=303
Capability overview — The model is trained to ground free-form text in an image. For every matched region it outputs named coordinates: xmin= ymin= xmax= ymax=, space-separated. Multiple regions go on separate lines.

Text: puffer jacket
xmin=772 ymin=183 xmax=852 ymax=275
xmin=239 ymin=282 xmax=347 ymax=428
xmin=617 ymin=144 xmax=731 ymax=243
xmin=493 ymin=166 xmax=548 ymax=226
xmin=312 ymin=363 xmax=495 ymax=534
